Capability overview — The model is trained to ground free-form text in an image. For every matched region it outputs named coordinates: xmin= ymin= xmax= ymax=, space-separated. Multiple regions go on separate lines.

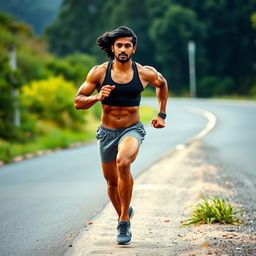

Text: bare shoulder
xmin=86 ymin=62 xmax=108 ymax=83
xmin=136 ymin=63 xmax=160 ymax=84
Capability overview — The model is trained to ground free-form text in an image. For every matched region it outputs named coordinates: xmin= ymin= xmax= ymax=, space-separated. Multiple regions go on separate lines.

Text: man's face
xmin=112 ymin=37 xmax=136 ymax=63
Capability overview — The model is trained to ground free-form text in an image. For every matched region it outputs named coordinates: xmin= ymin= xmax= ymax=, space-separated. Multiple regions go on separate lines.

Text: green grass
xmin=0 ymin=105 xmax=157 ymax=163
xmin=182 ymin=195 xmax=245 ymax=226
xmin=140 ymin=105 xmax=157 ymax=123
xmin=0 ymin=129 xmax=95 ymax=163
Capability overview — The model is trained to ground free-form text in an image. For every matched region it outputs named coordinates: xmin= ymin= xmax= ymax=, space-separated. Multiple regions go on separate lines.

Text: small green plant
xmin=182 ymin=195 xmax=245 ymax=226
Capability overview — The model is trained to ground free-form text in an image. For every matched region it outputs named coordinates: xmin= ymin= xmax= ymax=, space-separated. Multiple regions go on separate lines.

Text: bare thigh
xmin=117 ymin=136 xmax=140 ymax=164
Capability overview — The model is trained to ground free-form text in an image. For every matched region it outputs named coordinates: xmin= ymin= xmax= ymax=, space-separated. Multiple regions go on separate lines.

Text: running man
xmin=74 ymin=26 xmax=168 ymax=245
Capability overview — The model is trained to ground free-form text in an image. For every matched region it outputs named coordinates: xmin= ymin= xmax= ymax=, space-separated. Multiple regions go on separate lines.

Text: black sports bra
xmin=99 ymin=61 xmax=144 ymax=107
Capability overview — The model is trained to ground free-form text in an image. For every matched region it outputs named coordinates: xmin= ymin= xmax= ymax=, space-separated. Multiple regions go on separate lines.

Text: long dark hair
xmin=96 ymin=26 xmax=137 ymax=59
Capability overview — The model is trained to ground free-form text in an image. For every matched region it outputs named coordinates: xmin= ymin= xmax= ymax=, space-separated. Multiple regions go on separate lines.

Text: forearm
xmin=74 ymin=94 xmax=100 ymax=109
xmin=156 ymin=80 xmax=168 ymax=113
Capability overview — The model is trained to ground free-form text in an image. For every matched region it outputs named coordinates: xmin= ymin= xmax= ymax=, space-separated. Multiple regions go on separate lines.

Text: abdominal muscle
xmin=101 ymin=104 xmax=140 ymax=129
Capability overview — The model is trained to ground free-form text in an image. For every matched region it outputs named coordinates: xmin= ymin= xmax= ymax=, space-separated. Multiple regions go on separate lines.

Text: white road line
xmin=188 ymin=107 xmax=217 ymax=142
xmin=167 ymin=108 xmax=217 ymax=154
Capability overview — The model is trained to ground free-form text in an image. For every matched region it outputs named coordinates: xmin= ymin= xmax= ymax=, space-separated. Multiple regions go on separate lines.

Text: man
xmin=74 ymin=26 xmax=168 ymax=245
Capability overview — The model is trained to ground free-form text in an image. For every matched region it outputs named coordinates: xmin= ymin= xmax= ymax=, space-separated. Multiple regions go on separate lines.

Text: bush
xmin=47 ymin=53 xmax=97 ymax=86
xmin=21 ymin=76 xmax=86 ymax=129
xmin=0 ymin=140 xmax=13 ymax=163
xmin=198 ymin=76 xmax=235 ymax=97
xmin=250 ymin=84 xmax=256 ymax=96
xmin=17 ymin=51 xmax=52 ymax=81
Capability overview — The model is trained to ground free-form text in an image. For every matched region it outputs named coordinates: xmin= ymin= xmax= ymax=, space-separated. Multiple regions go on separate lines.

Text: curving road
xmin=0 ymin=98 xmax=255 ymax=256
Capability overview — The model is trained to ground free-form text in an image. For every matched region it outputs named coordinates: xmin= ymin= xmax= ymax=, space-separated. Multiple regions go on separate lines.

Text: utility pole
xmin=9 ymin=46 xmax=21 ymax=127
xmin=188 ymin=41 xmax=196 ymax=98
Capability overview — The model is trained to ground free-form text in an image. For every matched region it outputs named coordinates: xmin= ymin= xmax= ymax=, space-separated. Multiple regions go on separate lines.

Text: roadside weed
xmin=182 ymin=195 xmax=245 ymax=226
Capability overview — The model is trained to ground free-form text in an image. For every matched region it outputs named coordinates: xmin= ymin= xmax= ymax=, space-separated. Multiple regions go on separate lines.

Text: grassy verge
xmin=0 ymin=105 xmax=156 ymax=163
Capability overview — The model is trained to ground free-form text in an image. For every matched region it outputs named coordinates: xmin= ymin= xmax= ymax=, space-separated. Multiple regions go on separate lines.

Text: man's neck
xmin=112 ymin=59 xmax=133 ymax=72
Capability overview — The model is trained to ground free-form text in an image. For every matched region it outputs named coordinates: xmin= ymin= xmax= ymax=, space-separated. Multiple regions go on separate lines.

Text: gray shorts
xmin=96 ymin=121 xmax=146 ymax=163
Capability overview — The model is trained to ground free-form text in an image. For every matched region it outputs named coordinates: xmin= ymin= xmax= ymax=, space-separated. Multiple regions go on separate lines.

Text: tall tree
xmin=46 ymin=0 xmax=105 ymax=56
xmin=173 ymin=0 xmax=256 ymax=94
xmin=150 ymin=4 xmax=205 ymax=93
xmin=100 ymin=0 xmax=157 ymax=66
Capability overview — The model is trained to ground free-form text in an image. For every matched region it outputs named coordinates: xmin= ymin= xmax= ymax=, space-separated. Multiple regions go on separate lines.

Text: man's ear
xmin=111 ymin=44 xmax=114 ymax=52
xmin=133 ymin=45 xmax=137 ymax=54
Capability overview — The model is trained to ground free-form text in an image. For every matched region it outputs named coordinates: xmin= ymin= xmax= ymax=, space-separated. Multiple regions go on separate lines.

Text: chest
xmin=111 ymin=70 xmax=134 ymax=84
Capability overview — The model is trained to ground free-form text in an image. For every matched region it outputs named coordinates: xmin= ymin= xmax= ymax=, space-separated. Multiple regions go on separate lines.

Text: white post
xmin=9 ymin=47 xmax=21 ymax=127
xmin=188 ymin=41 xmax=196 ymax=98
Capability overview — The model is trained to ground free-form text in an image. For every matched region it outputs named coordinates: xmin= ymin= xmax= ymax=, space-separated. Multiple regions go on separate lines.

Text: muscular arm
xmin=149 ymin=70 xmax=168 ymax=114
xmin=142 ymin=66 xmax=168 ymax=128
xmin=74 ymin=65 xmax=114 ymax=109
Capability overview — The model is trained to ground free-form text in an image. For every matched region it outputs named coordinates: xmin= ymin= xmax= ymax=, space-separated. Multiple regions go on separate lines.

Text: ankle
xmin=119 ymin=217 xmax=129 ymax=221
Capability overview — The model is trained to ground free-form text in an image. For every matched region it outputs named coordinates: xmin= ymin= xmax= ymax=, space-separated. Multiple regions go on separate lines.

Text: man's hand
xmin=97 ymin=85 xmax=115 ymax=101
xmin=151 ymin=116 xmax=165 ymax=128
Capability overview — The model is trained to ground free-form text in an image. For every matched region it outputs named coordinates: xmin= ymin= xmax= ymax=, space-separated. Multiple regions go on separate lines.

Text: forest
xmin=45 ymin=0 xmax=256 ymax=97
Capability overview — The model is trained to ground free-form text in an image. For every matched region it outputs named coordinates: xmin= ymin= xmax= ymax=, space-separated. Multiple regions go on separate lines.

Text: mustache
xmin=118 ymin=53 xmax=128 ymax=57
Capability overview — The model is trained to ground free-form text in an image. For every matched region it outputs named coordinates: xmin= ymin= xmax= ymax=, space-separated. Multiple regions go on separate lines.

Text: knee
xmin=116 ymin=157 xmax=131 ymax=175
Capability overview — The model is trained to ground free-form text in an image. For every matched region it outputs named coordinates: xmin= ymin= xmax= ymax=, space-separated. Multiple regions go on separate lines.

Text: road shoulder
xmin=64 ymin=140 xmax=255 ymax=256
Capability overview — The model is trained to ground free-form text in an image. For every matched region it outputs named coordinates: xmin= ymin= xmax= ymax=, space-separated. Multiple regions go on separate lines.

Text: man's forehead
xmin=114 ymin=37 xmax=133 ymax=44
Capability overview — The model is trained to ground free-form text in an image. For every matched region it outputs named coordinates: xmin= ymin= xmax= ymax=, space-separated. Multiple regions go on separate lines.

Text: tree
xmin=46 ymin=0 xmax=105 ymax=56
xmin=45 ymin=0 xmax=256 ymax=96
xmin=150 ymin=4 xmax=205 ymax=94
xmin=0 ymin=13 xmax=26 ymax=140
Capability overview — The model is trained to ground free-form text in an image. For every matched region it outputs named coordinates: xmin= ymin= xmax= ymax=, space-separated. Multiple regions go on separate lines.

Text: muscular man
xmin=74 ymin=26 xmax=168 ymax=245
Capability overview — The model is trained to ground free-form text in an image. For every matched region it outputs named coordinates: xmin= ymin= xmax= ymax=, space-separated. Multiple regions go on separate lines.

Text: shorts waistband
xmin=99 ymin=121 xmax=142 ymax=132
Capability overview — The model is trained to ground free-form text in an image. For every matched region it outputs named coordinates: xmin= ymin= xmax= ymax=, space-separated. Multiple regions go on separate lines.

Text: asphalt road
xmin=0 ymin=98 xmax=255 ymax=256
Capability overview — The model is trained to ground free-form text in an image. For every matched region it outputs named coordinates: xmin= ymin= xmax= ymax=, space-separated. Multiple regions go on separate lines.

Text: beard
xmin=115 ymin=53 xmax=133 ymax=63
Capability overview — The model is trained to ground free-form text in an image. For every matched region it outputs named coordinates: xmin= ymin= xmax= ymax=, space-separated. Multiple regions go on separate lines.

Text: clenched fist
xmin=151 ymin=116 xmax=165 ymax=129
xmin=97 ymin=85 xmax=115 ymax=101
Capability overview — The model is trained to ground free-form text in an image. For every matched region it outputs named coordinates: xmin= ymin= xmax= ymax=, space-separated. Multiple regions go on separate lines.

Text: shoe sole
xmin=117 ymin=241 xmax=131 ymax=245
xmin=116 ymin=234 xmax=132 ymax=245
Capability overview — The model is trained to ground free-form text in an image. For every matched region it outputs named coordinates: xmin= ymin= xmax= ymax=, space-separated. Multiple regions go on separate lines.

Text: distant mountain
xmin=0 ymin=0 xmax=62 ymax=35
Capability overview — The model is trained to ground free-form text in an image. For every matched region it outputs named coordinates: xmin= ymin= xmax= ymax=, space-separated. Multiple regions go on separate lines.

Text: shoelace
xmin=118 ymin=222 xmax=129 ymax=234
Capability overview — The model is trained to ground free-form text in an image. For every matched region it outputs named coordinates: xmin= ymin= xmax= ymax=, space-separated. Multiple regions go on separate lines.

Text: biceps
xmin=76 ymin=81 xmax=97 ymax=96
xmin=151 ymin=73 xmax=165 ymax=87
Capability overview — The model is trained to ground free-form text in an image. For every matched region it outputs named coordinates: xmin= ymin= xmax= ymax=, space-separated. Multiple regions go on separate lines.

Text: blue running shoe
xmin=116 ymin=221 xmax=132 ymax=245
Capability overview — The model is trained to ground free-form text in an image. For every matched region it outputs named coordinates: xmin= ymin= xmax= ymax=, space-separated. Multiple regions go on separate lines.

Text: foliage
xmin=0 ymin=12 xmax=97 ymax=84
xmin=45 ymin=0 xmax=105 ymax=56
xmin=182 ymin=195 xmax=245 ymax=226
xmin=45 ymin=0 xmax=256 ymax=97
xmin=251 ymin=12 xmax=256 ymax=30
xmin=0 ymin=127 xmax=95 ymax=163
xmin=46 ymin=53 xmax=97 ymax=85
xmin=0 ymin=51 xmax=24 ymax=141
xmin=0 ymin=12 xmax=98 ymax=143
xmin=0 ymin=104 xmax=157 ymax=163
xmin=139 ymin=105 xmax=157 ymax=123
xmin=20 ymin=76 xmax=86 ymax=130
xmin=149 ymin=4 xmax=205 ymax=92
xmin=0 ymin=140 xmax=13 ymax=163
xmin=197 ymin=76 xmax=235 ymax=98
